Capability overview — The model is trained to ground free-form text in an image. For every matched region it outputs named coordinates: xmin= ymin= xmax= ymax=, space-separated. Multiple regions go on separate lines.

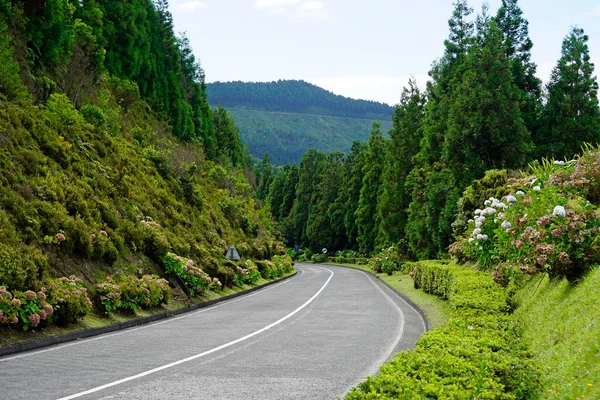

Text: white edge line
xmin=56 ymin=268 xmax=334 ymax=400
xmin=1 ymin=276 xmax=293 ymax=363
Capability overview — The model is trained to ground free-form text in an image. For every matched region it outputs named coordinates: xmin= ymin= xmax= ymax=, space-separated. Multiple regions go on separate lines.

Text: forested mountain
xmin=206 ymin=80 xmax=393 ymax=120
xmin=205 ymin=80 xmax=394 ymax=165
xmin=263 ymin=0 xmax=600 ymax=257
xmin=0 ymin=0 xmax=282 ymax=306
xmin=224 ymin=108 xmax=392 ymax=165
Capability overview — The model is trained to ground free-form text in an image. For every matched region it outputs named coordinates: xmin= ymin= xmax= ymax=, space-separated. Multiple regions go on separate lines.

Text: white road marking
xmin=56 ymin=268 xmax=334 ymax=400
xmin=0 ymin=277 xmax=292 ymax=363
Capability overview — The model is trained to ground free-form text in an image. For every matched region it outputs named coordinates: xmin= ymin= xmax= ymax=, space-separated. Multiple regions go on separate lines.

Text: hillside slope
xmin=227 ymin=108 xmax=393 ymax=165
xmin=0 ymin=0 xmax=282 ymax=299
xmin=207 ymin=80 xmax=394 ymax=164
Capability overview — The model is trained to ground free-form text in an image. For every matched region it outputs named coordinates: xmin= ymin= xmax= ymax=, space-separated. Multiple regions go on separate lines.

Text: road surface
xmin=0 ymin=263 xmax=426 ymax=400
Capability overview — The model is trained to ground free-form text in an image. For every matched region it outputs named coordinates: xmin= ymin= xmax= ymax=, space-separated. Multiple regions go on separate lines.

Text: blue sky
xmin=169 ymin=0 xmax=600 ymax=105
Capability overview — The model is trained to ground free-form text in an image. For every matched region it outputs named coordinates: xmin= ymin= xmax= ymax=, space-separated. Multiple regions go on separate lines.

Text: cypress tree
xmin=495 ymin=0 xmax=542 ymax=139
xmin=356 ymin=122 xmax=387 ymax=254
xmin=375 ymin=79 xmax=425 ymax=249
xmin=539 ymin=27 xmax=600 ymax=159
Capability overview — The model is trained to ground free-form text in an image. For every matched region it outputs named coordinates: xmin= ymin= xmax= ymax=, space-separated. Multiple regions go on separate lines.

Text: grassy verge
xmin=514 ymin=267 xmax=600 ymax=399
xmin=326 ymin=263 xmax=451 ymax=329
xmin=0 ymin=273 xmax=293 ymax=348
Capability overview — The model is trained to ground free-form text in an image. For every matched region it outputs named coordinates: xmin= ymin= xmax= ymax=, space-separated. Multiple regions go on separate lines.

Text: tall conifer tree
xmin=376 ymin=79 xmax=425 ymax=249
xmin=356 ymin=122 xmax=387 ymax=254
xmin=538 ymin=27 xmax=600 ymax=159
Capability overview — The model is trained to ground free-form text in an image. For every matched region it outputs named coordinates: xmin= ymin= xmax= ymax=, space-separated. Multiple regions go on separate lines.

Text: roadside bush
xmin=95 ymin=274 xmax=170 ymax=315
xmin=346 ymin=261 xmax=539 ymax=400
xmin=368 ymin=245 xmax=403 ymax=275
xmin=450 ymin=157 xmax=600 ymax=281
xmin=243 ymin=260 xmax=261 ymax=284
xmin=0 ymin=285 xmax=53 ymax=331
xmin=46 ymin=276 xmax=93 ymax=326
xmin=163 ymin=252 xmax=220 ymax=296
xmin=0 ymin=243 xmax=42 ymax=291
xmin=310 ymin=253 xmax=326 ymax=263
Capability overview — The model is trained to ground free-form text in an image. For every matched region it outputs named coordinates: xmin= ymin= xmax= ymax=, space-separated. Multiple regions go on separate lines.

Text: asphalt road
xmin=0 ymin=264 xmax=426 ymax=400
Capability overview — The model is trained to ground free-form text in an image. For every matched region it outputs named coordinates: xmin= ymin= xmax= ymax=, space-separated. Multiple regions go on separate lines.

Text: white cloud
xmin=593 ymin=6 xmax=600 ymax=17
xmin=254 ymin=0 xmax=300 ymax=9
xmin=296 ymin=1 xmax=328 ymax=19
xmin=178 ymin=1 xmax=207 ymax=11
xmin=307 ymin=75 xmax=430 ymax=106
xmin=255 ymin=0 xmax=328 ymax=19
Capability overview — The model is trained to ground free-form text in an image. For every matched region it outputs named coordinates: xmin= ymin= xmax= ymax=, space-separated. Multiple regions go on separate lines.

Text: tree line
xmin=258 ymin=0 xmax=600 ymax=258
xmin=1 ymin=0 xmax=245 ymax=168
xmin=206 ymin=79 xmax=394 ymax=120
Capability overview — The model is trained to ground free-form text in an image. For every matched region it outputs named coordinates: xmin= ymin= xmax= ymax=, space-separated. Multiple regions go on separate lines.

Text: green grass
xmin=0 ymin=272 xmax=294 ymax=348
xmin=514 ymin=267 xmax=600 ymax=399
xmin=327 ymin=263 xmax=451 ymax=329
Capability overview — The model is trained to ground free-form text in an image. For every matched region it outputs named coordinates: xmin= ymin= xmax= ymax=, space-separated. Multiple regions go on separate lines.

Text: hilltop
xmin=206 ymin=80 xmax=394 ymax=164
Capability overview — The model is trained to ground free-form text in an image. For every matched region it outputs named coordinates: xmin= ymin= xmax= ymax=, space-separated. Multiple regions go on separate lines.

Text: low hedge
xmin=327 ymin=256 xmax=369 ymax=265
xmin=346 ymin=260 xmax=539 ymax=399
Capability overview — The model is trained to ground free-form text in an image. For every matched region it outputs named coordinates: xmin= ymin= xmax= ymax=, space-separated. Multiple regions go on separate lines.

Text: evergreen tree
xmin=495 ymin=0 xmax=542 ymax=138
xmin=356 ymin=122 xmax=387 ymax=254
xmin=266 ymin=168 xmax=287 ymax=222
xmin=405 ymin=0 xmax=474 ymax=257
xmin=213 ymin=105 xmax=244 ymax=167
xmin=539 ymin=27 xmax=600 ymax=159
xmin=306 ymin=152 xmax=344 ymax=251
xmin=375 ymin=79 xmax=425 ymax=249
xmin=329 ymin=141 xmax=367 ymax=251
xmin=289 ymin=149 xmax=325 ymax=247
xmin=444 ymin=15 xmax=531 ymax=187
xmin=257 ymin=153 xmax=273 ymax=201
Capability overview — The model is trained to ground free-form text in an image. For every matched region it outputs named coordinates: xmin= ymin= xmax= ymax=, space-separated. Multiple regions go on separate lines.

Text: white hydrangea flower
xmin=468 ymin=219 xmax=474 ymax=223
xmin=506 ymin=195 xmax=517 ymax=204
xmin=553 ymin=205 xmax=566 ymax=217
xmin=468 ymin=238 xmax=474 ymax=243
xmin=482 ymin=234 xmax=488 ymax=241
xmin=484 ymin=200 xmax=491 ymax=206
xmin=477 ymin=216 xmax=486 ymax=223
xmin=475 ymin=221 xmax=482 ymax=228
xmin=474 ymin=209 xmax=481 ymax=215
xmin=553 ymin=160 xmax=565 ymax=166
xmin=498 ymin=213 xmax=505 ymax=220
xmin=516 ymin=190 xmax=525 ymax=197
xmin=533 ymin=186 xmax=541 ymax=191
xmin=501 ymin=221 xmax=511 ymax=229
xmin=477 ymin=234 xmax=484 ymax=240
xmin=473 ymin=228 xmax=482 ymax=236
xmin=485 ymin=207 xmax=496 ymax=215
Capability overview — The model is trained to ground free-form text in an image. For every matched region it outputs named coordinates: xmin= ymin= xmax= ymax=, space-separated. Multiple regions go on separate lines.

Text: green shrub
xmin=310 ymin=253 xmax=326 ymax=263
xmin=46 ymin=276 xmax=93 ymax=326
xmin=346 ymin=261 xmax=539 ymax=400
xmin=451 ymin=157 xmax=600 ymax=281
xmin=163 ymin=252 xmax=219 ymax=295
xmin=95 ymin=274 xmax=170 ymax=315
xmin=0 ymin=243 xmax=42 ymax=291
xmin=0 ymin=285 xmax=52 ymax=331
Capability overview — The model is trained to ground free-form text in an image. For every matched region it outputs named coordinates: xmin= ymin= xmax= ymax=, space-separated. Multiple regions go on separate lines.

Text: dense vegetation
xmin=347 ymin=260 xmax=539 ymax=399
xmin=218 ymin=107 xmax=392 ymax=165
xmin=265 ymin=0 xmax=600 ymax=259
xmin=206 ymin=80 xmax=393 ymax=120
xmin=0 ymin=0 xmax=286 ymax=331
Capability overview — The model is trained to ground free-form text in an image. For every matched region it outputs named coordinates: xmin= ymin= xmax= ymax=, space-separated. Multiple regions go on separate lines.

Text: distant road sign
xmin=322 ymin=248 xmax=327 ymax=254
xmin=226 ymin=245 xmax=241 ymax=260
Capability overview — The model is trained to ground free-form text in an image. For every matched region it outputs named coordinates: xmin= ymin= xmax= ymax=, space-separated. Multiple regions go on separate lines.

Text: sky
xmin=168 ymin=0 xmax=600 ymax=106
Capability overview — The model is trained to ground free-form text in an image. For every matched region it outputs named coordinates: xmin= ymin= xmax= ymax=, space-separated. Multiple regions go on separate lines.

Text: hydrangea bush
xmin=164 ymin=252 xmax=221 ymax=295
xmin=451 ymin=154 xmax=600 ymax=282
xmin=96 ymin=274 xmax=170 ymax=314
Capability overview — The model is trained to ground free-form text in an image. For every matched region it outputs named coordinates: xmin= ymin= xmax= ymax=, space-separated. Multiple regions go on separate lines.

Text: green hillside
xmin=227 ymin=107 xmax=393 ymax=165
xmin=0 ymin=0 xmax=286 ymax=333
xmin=206 ymin=80 xmax=395 ymax=164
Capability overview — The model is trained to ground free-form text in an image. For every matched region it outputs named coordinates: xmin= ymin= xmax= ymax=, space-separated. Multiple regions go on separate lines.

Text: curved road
xmin=0 ymin=264 xmax=426 ymax=400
